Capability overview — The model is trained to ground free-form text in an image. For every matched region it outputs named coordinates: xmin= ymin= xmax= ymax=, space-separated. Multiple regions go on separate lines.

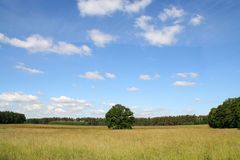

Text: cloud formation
xmin=174 ymin=81 xmax=195 ymax=87
xmin=16 ymin=62 xmax=44 ymax=74
xmin=139 ymin=74 xmax=160 ymax=80
xmin=158 ymin=6 xmax=185 ymax=21
xmin=77 ymin=0 xmax=152 ymax=16
xmin=135 ymin=6 xmax=204 ymax=46
xmin=0 ymin=92 xmax=43 ymax=111
xmin=0 ymin=33 xmax=91 ymax=56
xmin=79 ymin=71 xmax=116 ymax=80
xmin=176 ymin=72 xmax=198 ymax=78
xmin=190 ymin=15 xmax=204 ymax=26
xmin=88 ymin=29 xmax=116 ymax=47
xmin=135 ymin=15 xmax=183 ymax=46
xmin=105 ymin=72 xmax=116 ymax=79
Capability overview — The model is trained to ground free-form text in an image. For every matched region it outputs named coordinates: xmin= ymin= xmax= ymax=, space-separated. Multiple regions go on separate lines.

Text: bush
xmin=208 ymin=97 xmax=240 ymax=128
xmin=105 ymin=104 xmax=135 ymax=129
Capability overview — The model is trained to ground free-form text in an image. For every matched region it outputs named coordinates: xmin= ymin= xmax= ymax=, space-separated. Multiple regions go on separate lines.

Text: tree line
xmin=25 ymin=115 xmax=208 ymax=126
xmin=0 ymin=111 xmax=26 ymax=124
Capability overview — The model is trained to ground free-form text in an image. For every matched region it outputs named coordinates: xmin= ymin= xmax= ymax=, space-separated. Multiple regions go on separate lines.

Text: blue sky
xmin=0 ymin=0 xmax=240 ymax=118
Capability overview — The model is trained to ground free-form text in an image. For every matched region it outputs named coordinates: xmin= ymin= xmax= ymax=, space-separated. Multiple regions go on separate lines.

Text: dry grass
xmin=0 ymin=124 xmax=239 ymax=160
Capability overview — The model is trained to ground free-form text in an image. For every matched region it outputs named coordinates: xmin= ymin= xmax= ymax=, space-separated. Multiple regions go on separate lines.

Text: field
xmin=0 ymin=125 xmax=239 ymax=160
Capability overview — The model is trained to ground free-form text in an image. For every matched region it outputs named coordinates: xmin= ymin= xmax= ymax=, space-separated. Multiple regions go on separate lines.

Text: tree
xmin=208 ymin=97 xmax=240 ymax=128
xmin=0 ymin=111 xmax=26 ymax=124
xmin=105 ymin=104 xmax=135 ymax=129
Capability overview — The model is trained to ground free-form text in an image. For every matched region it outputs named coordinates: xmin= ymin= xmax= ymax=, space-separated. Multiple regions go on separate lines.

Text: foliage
xmin=105 ymin=104 xmax=135 ymax=129
xmin=208 ymin=97 xmax=240 ymax=128
xmin=135 ymin=115 xmax=208 ymax=126
xmin=0 ymin=111 xmax=26 ymax=124
xmin=27 ymin=117 xmax=105 ymax=125
xmin=26 ymin=115 xmax=208 ymax=126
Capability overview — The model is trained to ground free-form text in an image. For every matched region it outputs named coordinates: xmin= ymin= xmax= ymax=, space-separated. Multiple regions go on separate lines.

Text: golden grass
xmin=0 ymin=124 xmax=239 ymax=160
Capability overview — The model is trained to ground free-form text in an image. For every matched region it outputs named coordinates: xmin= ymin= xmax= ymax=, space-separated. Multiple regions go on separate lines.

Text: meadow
xmin=0 ymin=124 xmax=239 ymax=160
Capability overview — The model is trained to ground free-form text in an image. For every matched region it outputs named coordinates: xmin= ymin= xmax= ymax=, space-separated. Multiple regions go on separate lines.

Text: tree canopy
xmin=105 ymin=104 xmax=135 ymax=129
xmin=0 ymin=111 xmax=26 ymax=124
xmin=208 ymin=97 xmax=240 ymax=128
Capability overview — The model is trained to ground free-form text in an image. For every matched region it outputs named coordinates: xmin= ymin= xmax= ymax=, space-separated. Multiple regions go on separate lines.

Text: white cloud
xmin=79 ymin=71 xmax=105 ymax=80
xmin=79 ymin=71 xmax=116 ymax=80
xmin=88 ymin=29 xmax=116 ymax=47
xmin=48 ymin=96 xmax=92 ymax=115
xmin=105 ymin=72 xmax=116 ymax=79
xmin=135 ymin=15 xmax=183 ymax=46
xmin=127 ymin=87 xmax=140 ymax=92
xmin=124 ymin=0 xmax=152 ymax=13
xmin=0 ymin=92 xmax=43 ymax=111
xmin=159 ymin=6 xmax=185 ymax=21
xmin=50 ymin=96 xmax=91 ymax=109
xmin=139 ymin=74 xmax=160 ymax=80
xmin=190 ymin=15 xmax=204 ymax=26
xmin=0 ymin=92 xmax=38 ymax=103
xmin=54 ymin=108 xmax=66 ymax=113
xmin=174 ymin=81 xmax=196 ymax=87
xmin=135 ymin=15 xmax=154 ymax=31
xmin=16 ymin=62 xmax=44 ymax=74
xmin=176 ymin=72 xmax=198 ymax=78
xmin=0 ymin=33 xmax=91 ymax=56
xmin=77 ymin=0 xmax=151 ymax=16
xmin=25 ymin=103 xmax=42 ymax=111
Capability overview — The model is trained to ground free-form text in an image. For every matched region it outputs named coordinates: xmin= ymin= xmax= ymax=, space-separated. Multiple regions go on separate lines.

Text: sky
xmin=0 ymin=0 xmax=240 ymax=118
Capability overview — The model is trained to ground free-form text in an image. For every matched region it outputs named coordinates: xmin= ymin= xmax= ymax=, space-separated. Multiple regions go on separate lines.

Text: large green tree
xmin=105 ymin=104 xmax=135 ymax=129
xmin=208 ymin=97 xmax=240 ymax=128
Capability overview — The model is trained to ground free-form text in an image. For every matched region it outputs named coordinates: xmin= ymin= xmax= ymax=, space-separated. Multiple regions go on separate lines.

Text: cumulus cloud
xmin=47 ymin=96 xmax=92 ymax=116
xmin=0 ymin=33 xmax=91 ymax=56
xmin=50 ymin=96 xmax=91 ymax=109
xmin=16 ymin=62 xmax=44 ymax=74
xmin=159 ymin=6 xmax=185 ymax=21
xmin=77 ymin=0 xmax=152 ymax=16
xmin=0 ymin=92 xmax=43 ymax=111
xmin=79 ymin=71 xmax=116 ymax=80
xmin=176 ymin=72 xmax=198 ymax=78
xmin=79 ymin=71 xmax=105 ymax=80
xmin=135 ymin=15 xmax=183 ymax=46
xmin=174 ymin=81 xmax=195 ymax=87
xmin=135 ymin=6 xmax=204 ymax=46
xmin=190 ymin=15 xmax=204 ymax=26
xmin=139 ymin=74 xmax=160 ymax=80
xmin=124 ymin=0 xmax=152 ymax=13
xmin=127 ymin=86 xmax=140 ymax=92
xmin=88 ymin=29 xmax=116 ymax=47
xmin=105 ymin=72 xmax=116 ymax=79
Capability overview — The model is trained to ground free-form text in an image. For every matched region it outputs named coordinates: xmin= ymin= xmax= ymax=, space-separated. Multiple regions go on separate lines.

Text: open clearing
xmin=0 ymin=124 xmax=239 ymax=160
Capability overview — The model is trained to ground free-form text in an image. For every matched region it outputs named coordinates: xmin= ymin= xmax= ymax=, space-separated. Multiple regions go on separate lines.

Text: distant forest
xmin=26 ymin=115 xmax=208 ymax=126
xmin=0 ymin=111 xmax=208 ymax=126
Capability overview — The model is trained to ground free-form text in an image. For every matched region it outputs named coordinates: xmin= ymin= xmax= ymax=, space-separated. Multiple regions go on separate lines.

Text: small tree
xmin=105 ymin=104 xmax=135 ymax=129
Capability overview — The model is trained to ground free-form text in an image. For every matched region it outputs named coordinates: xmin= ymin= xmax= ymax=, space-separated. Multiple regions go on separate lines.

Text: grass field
xmin=0 ymin=125 xmax=239 ymax=160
